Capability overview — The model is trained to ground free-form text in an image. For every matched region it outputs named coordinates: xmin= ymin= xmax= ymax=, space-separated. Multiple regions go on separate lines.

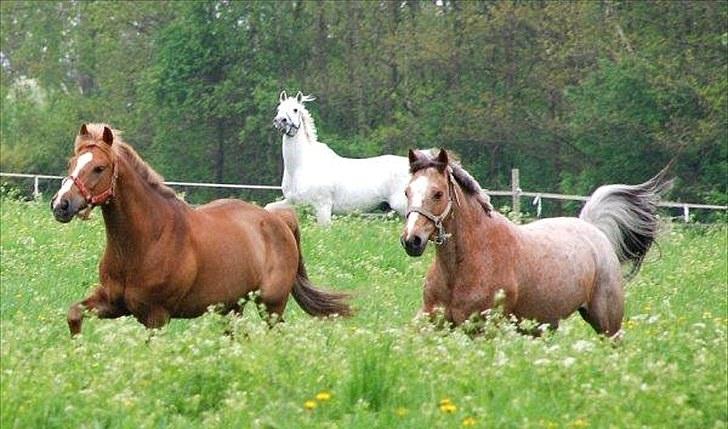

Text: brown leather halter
xmin=64 ymin=145 xmax=118 ymax=207
xmin=405 ymin=168 xmax=460 ymax=245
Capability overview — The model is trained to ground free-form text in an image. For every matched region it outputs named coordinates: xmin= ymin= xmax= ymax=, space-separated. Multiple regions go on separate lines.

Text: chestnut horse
xmin=401 ymin=149 xmax=670 ymax=337
xmin=51 ymin=123 xmax=350 ymax=336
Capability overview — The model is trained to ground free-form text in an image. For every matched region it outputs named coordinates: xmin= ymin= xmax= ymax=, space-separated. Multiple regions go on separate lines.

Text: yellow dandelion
xmin=395 ymin=406 xmax=409 ymax=417
xmin=315 ymin=391 xmax=332 ymax=401
xmin=540 ymin=421 xmax=558 ymax=429
xmin=439 ymin=398 xmax=453 ymax=406
xmin=569 ymin=418 xmax=588 ymax=428
xmin=462 ymin=416 xmax=477 ymax=426
xmin=304 ymin=400 xmax=317 ymax=410
xmin=440 ymin=403 xmax=457 ymax=413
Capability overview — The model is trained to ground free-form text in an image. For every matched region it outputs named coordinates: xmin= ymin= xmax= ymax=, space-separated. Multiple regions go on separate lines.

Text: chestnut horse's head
xmin=401 ymin=149 xmax=493 ymax=257
xmin=51 ymin=124 xmax=118 ymax=223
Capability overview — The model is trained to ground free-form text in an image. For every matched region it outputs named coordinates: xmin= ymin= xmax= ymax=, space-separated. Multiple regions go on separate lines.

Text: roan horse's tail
xmin=579 ymin=166 xmax=673 ymax=279
xmin=273 ymin=209 xmax=352 ymax=317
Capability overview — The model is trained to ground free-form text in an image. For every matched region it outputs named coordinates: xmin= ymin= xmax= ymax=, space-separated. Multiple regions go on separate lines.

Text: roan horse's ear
xmin=79 ymin=124 xmax=89 ymax=136
xmin=408 ymin=149 xmax=420 ymax=166
xmin=436 ymin=149 xmax=449 ymax=170
xmin=279 ymin=90 xmax=287 ymax=103
xmin=102 ymin=126 xmax=114 ymax=146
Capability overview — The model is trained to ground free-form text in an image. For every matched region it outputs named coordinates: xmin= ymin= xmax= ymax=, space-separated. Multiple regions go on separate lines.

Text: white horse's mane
xmin=298 ymin=101 xmax=318 ymax=143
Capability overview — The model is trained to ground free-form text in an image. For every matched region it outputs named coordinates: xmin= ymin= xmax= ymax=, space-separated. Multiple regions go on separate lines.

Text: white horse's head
xmin=273 ymin=91 xmax=316 ymax=138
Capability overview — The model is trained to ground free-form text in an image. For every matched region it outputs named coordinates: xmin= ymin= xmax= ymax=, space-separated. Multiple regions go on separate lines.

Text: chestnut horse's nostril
xmin=60 ymin=199 xmax=69 ymax=211
xmin=412 ymin=235 xmax=422 ymax=247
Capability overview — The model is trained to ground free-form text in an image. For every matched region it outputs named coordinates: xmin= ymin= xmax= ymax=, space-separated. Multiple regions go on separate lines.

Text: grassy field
xmin=1 ymin=197 xmax=726 ymax=429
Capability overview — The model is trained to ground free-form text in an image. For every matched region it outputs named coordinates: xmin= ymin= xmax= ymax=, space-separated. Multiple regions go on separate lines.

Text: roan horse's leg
xmin=67 ymin=286 xmax=129 ymax=336
xmin=579 ymin=275 xmax=624 ymax=337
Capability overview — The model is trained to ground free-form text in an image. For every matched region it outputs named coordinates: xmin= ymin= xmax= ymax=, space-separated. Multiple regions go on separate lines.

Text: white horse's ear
xmin=295 ymin=91 xmax=304 ymax=103
xmin=279 ymin=91 xmax=287 ymax=103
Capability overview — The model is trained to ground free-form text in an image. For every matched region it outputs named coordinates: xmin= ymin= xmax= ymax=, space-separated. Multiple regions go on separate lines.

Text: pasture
xmin=1 ymin=197 xmax=726 ymax=428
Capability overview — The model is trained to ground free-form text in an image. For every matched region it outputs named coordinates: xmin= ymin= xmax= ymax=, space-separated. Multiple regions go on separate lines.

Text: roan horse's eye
xmin=93 ymin=166 xmax=106 ymax=174
xmin=433 ymin=191 xmax=443 ymax=200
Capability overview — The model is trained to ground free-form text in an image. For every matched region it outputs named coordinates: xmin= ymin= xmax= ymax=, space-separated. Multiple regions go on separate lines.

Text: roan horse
xmin=268 ymin=91 xmax=411 ymax=225
xmin=51 ymin=123 xmax=351 ymax=336
xmin=401 ymin=149 xmax=671 ymax=337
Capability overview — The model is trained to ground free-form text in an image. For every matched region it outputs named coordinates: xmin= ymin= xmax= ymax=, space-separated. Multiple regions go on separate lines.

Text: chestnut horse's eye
xmin=433 ymin=191 xmax=443 ymax=200
xmin=93 ymin=166 xmax=106 ymax=174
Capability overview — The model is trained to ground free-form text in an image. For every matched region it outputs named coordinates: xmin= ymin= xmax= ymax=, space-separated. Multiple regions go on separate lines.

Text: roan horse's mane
xmin=75 ymin=123 xmax=178 ymax=199
xmin=410 ymin=151 xmax=493 ymax=215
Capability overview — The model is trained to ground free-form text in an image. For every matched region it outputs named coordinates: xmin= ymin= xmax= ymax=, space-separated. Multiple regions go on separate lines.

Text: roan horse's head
xmin=401 ymin=149 xmax=492 ymax=257
xmin=51 ymin=124 xmax=118 ymax=223
xmin=401 ymin=149 xmax=455 ymax=256
xmin=273 ymin=90 xmax=315 ymax=138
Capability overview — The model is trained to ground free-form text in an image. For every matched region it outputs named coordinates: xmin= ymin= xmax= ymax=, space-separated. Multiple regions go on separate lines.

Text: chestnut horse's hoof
xmin=67 ymin=305 xmax=83 ymax=336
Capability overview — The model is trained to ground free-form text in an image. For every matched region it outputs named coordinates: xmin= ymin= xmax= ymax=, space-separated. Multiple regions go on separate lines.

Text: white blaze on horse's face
xmin=273 ymin=98 xmax=303 ymax=137
xmin=52 ymin=152 xmax=93 ymax=209
xmin=404 ymin=175 xmax=430 ymax=240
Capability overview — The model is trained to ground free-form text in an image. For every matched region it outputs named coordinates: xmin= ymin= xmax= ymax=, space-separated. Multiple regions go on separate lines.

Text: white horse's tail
xmin=579 ymin=166 xmax=673 ymax=278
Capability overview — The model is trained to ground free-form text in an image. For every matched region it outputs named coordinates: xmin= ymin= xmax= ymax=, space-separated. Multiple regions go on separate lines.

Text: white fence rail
xmin=2 ymin=171 xmax=725 ymax=222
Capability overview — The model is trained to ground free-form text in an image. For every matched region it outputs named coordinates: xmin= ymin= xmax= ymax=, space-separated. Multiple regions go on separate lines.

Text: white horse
xmin=267 ymin=91 xmax=410 ymax=225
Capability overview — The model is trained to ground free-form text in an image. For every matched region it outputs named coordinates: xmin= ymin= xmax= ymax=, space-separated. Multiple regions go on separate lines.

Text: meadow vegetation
xmin=1 ymin=198 xmax=726 ymax=428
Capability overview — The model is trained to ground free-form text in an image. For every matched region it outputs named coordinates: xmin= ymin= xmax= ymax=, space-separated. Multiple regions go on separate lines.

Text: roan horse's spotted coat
xmin=401 ymin=149 xmax=670 ymax=337
xmin=52 ymin=124 xmax=351 ymax=336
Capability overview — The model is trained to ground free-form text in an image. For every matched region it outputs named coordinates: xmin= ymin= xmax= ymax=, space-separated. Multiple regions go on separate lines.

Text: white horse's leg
xmin=387 ymin=191 xmax=408 ymax=216
xmin=265 ymin=199 xmax=291 ymax=211
xmin=314 ymin=201 xmax=333 ymax=226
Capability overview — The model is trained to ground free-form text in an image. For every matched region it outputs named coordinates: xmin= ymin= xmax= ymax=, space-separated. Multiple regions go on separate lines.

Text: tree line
xmin=1 ymin=1 xmax=725 ymax=214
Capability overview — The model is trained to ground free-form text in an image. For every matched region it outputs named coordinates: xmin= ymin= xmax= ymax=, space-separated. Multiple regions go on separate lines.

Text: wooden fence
xmin=2 ymin=170 xmax=726 ymax=222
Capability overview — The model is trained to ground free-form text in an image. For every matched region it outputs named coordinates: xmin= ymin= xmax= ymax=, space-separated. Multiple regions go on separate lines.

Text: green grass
xmin=1 ymin=198 xmax=726 ymax=429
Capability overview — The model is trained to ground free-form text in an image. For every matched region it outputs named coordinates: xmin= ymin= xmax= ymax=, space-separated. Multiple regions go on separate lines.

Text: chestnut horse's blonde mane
xmin=75 ymin=123 xmax=177 ymax=199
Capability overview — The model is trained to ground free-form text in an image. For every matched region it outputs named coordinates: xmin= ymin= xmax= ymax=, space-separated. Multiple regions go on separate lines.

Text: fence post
xmin=33 ymin=176 xmax=41 ymax=200
xmin=511 ymin=168 xmax=521 ymax=214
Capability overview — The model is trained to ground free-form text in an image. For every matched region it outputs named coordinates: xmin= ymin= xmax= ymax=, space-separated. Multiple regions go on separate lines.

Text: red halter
xmin=64 ymin=147 xmax=118 ymax=206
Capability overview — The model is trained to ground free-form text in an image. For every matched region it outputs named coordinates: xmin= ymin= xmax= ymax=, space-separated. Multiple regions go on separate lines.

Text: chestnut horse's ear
xmin=436 ymin=149 xmax=449 ymax=171
xmin=279 ymin=90 xmax=287 ymax=103
xmin=408 ymin=149 xmax=419 ymax=165
xmin=102 ymin=126 xmax=114 ymax=146
xmin=79 ymin=124 xmax=89 ymax=136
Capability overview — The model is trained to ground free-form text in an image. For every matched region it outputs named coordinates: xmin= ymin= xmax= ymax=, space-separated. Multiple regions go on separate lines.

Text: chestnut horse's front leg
xmin=67 ymin=285 xmax=129 ymax=336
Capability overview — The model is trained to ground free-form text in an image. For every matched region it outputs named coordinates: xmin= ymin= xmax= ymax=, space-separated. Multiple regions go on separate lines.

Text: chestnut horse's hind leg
xmin=254 ymin=294 xmax=288 ymax=326
xmin=67 ymin=286 xmax=129 ymax=336
xmin=138 ymin=306 xmax=171 ymax=330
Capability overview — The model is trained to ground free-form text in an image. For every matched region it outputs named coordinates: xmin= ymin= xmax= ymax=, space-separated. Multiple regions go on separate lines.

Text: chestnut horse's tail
xmin=579 ymin=165 xmax=673 ymax=279
xmin=272 ymin=209 xmax=352 ymax=317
